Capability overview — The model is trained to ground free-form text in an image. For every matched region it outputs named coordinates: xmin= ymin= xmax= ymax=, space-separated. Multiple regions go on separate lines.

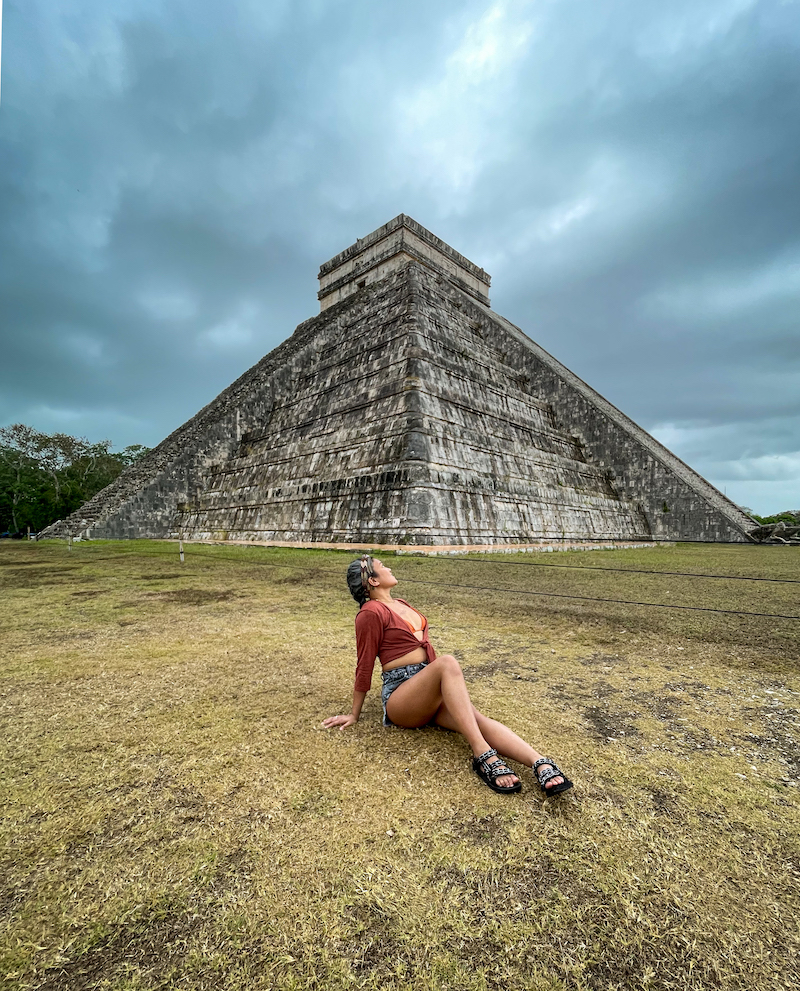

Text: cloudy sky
xmin=1 ymin=0 xmax=798 ymax=514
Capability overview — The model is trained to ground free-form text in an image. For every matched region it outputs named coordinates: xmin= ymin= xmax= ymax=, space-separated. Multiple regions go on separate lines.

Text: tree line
xmin=742 ymin=507 xmax=799 ymax=526
xmin=0 ymin=424 xmax=150 ymax=535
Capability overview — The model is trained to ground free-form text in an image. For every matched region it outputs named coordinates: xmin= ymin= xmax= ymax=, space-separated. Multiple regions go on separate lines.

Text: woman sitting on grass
xmin=323 ymin=555 xmax=573 ymax=796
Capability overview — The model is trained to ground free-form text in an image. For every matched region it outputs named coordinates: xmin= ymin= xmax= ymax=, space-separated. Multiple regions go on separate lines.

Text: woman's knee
xmin=437 ymin=653 xmax=462 ymax=674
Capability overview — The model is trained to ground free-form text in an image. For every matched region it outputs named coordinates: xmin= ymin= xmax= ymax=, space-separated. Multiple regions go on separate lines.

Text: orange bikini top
xmin=388 ymin=601 xmax=426 ymax=639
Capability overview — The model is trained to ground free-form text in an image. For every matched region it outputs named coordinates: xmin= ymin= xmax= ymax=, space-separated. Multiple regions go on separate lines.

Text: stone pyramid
xmin=45 ymin=215 xmax=755 ymax=545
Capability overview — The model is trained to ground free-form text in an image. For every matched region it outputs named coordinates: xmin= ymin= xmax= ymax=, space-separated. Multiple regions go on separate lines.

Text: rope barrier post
xmin=179 ymin=537 xmax=184 ymax=564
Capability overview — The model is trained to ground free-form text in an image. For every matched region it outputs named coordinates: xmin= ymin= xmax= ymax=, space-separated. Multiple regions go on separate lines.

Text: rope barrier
xmin=181 ymin=541 xmax=798 ymax=585
xmin=41 ymin=541 xmax=800 ymax=621
xmin=395 ymin=575 xmax=800 ymax=620
xmin=440 ymin=557 xmax=800 ymax=584
xmin=160 ymin=550 xmax=800 ymax=622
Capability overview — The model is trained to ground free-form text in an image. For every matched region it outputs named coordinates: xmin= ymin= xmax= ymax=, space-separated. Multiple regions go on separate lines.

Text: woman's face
xmin=369 ymin=558 xmax=398 ymax=591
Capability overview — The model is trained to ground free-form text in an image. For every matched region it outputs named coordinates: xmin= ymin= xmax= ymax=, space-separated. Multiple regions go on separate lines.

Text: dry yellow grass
xmin=1 ymin=539 xmax=798 ymax=991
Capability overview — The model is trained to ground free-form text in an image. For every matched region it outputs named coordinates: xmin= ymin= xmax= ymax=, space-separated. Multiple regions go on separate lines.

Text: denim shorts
xmin=380 ymin=662 xmax=428 ymax=726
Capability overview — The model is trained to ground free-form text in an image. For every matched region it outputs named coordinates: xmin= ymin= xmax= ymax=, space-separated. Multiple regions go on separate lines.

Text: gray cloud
xmin=1 ymin=0 xmax=798 ymax=513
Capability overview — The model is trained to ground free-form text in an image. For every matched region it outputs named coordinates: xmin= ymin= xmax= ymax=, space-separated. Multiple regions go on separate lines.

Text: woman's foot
xmin=473 ymin=749 xmax=521 ymax=793
xmin=531 ymin=753 xmax=565 ymax=791
xmin=486 ymin=755 xmax=520 ymax=789
xmin=532 ymin=757 xmax=573 ymax=795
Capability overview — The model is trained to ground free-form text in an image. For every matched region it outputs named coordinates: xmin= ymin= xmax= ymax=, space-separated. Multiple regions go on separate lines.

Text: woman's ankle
xmin=472 ymin=743 xmax=495 ymax=760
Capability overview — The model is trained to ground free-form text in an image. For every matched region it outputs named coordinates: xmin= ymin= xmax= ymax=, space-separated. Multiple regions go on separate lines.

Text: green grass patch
xmin=1 ymin=539 xmax=798 ymax=990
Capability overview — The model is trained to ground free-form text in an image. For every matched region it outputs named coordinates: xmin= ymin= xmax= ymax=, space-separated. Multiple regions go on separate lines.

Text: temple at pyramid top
xmin=317 ymin=214 xmax=491 ymax=310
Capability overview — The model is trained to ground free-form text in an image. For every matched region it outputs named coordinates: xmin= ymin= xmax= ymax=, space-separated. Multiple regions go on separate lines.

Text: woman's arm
xmin=322 ymin=605 xmax=384 ymax=730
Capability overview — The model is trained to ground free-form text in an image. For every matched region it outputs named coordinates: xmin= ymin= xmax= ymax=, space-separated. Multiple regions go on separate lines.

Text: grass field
xmin=1 ymin=539 xmax=798 ymax=991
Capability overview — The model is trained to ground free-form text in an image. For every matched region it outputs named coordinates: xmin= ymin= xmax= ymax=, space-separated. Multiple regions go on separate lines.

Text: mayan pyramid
xmin=44 ymin=215 xmax=755 ymax=545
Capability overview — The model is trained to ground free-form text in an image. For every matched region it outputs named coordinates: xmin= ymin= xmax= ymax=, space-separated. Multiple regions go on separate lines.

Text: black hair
xmin=346 ymin=555 xmax=373 ymax=607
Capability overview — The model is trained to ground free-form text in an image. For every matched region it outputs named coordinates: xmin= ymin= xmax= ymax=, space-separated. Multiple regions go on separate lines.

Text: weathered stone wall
xmin=398 ymin=266 xmax=650 ymax=541
xmin=462 ymin=286 xmax=751 ymax=541
xmin=168 ymin=262 xmax=657 ymax=544
xmin=174 ymin=268 xmax=421 ymax=542
xmin=42 ymin=253 xmax=754 ymax=545
xmin=40 ymin=309 xmax=336 ymax=539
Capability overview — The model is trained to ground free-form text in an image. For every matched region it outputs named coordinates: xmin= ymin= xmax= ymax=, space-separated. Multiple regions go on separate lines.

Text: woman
xmin=322 ymin=555 xmax=573 ymax=796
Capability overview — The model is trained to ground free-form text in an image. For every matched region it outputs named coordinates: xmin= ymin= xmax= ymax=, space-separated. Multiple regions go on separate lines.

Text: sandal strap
xmin=533 ymin=757 xmax=562 ymax=785
xmin=475 ymin=748 xmax=497 ymax=765
xmin=486 ymin=760 xmax=514 ymax=781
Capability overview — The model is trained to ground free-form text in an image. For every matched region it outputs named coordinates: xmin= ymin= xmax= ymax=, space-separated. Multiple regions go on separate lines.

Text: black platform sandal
xmin=532 ymin=757 xmax=573 ymax=796
xmin=472 ymin=748 xmax=522 ymax=794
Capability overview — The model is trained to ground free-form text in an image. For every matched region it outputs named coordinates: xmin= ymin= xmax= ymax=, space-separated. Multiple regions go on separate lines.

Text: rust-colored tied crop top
xmin=354 ymin=598 xmax=437 ymax=693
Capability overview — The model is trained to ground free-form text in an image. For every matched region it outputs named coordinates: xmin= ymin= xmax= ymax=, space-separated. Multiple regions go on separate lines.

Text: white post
xmin=179 ymin=538 xmax=185 ymax=564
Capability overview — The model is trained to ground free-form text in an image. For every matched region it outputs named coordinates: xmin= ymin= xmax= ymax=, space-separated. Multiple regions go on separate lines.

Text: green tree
xmin=0 ymin=425 xmax=150 ymax=533
xmin=0 ymin=425 xmax=46 ymax=532
xmin=748 ymin=510 xmax=800 ymax=526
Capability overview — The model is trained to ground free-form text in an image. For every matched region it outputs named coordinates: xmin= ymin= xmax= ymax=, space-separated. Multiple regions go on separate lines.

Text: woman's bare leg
xmin=385 ymin=655 xmax=519 ymax=788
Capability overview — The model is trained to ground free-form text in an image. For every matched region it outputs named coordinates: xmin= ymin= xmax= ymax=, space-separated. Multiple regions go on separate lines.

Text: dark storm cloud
xmin=1 ymin=0 xmax=798 ymax=512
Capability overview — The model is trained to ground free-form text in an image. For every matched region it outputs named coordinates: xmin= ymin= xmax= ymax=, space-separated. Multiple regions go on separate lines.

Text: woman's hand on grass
xmin=322 ymin=714 xmax=359 ymax=730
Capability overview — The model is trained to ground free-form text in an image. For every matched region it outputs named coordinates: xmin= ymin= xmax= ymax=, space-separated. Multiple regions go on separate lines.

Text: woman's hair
xmin=346 ymin=555 xmax=374 ymax=607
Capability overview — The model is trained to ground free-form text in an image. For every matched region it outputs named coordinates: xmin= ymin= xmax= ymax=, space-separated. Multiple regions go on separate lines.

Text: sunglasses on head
xmin=360 ymin=555 xmax=375 ymax=588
